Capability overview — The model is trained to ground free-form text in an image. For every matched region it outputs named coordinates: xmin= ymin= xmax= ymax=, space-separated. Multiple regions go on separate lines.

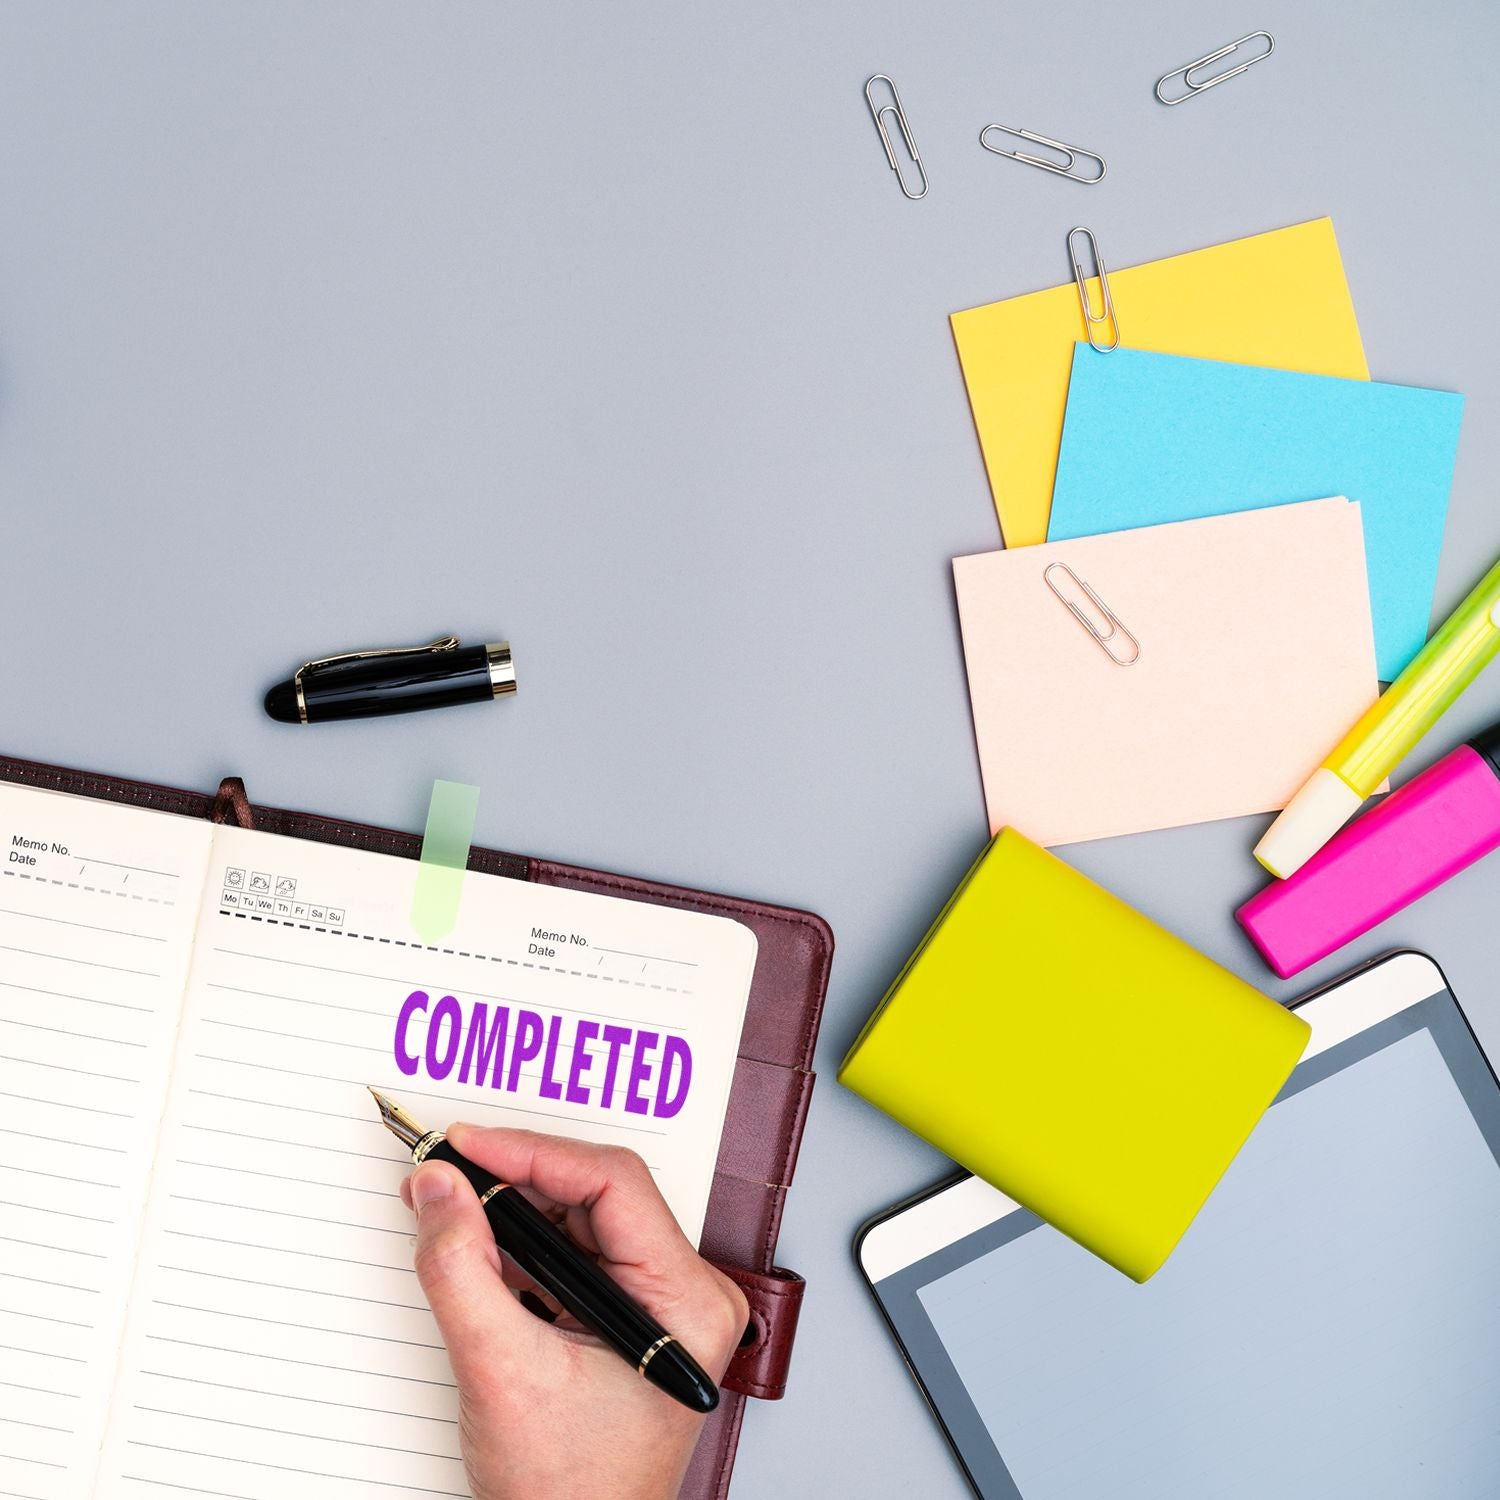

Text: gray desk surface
xmin=4 ymin=3 xmax=1498 ymax=1495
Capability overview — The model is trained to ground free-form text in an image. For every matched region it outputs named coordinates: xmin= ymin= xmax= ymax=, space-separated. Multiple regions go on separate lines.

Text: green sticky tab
xmin=410 ymin=781 xmax=481 ymax=943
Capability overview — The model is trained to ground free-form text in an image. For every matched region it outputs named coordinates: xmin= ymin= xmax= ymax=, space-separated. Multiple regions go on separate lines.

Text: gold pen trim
xmin=485 ymin=641 xmax=516 ymax=698
xmin=637 ymin=1334 xmax=675 ymax=1375
xmin=412 ymin=1130 xmax=447 ymax=1164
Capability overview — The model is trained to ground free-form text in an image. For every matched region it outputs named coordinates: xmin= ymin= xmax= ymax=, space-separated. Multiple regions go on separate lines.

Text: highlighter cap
xmin=1470 ymin=718 xmax=1500 ymax=778
xmin=1255 ymin=768 xmax=1365 ymax=878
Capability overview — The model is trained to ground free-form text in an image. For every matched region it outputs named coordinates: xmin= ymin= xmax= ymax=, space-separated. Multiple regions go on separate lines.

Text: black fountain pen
xmin=369 ymin=1089 xmax=720 ymax=1414
xmin=265 ymin=635 xmax=516 ymax=724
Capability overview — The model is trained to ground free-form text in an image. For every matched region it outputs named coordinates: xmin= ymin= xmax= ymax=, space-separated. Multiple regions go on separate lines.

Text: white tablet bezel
xmin=858 ymin=950 xmax=1449 ymax=1286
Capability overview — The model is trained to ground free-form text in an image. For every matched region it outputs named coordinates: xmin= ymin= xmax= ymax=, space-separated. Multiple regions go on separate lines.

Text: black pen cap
xmin=264 ymin=680 xmax=300 ymax=723
xmin=264 ymin=638 xmax=515 ymax=724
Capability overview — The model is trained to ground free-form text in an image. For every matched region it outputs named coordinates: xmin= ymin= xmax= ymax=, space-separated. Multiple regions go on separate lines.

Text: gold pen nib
xmin=367 ymin=1086 xmax=428 ymax=1151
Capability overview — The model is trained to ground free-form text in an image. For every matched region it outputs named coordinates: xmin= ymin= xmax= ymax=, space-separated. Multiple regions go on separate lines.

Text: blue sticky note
xmin=1049 ymin=347 xmax=1465 ymax=680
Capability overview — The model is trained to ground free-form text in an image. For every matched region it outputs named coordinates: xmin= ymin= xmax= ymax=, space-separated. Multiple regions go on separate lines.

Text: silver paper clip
xmin=979 ymin=125 xmax=1106 ymax=184
xmin=1068 ymin=226 xmax=1120 ymax=353
xmin=1044 ymin=563 xmax=1141 ymax=666
xmin=1155 ymin=31 xmax=1275 ymax=105
xmin=865 ymin=74 xmax=928 ymax=200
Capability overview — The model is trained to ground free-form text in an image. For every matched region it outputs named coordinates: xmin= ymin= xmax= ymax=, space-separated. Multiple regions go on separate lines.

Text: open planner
xmin=0 ymin=765 xmax=820 ymax=1500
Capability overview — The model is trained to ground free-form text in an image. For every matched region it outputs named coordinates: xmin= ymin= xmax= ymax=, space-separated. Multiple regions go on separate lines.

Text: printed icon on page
xmin=224 ymin=868 xmax=245 ymax=889
xmin=249 ymin=872 xmax=271 ymax=893
xmin=275 ymin=876 xmax=297 ymax=897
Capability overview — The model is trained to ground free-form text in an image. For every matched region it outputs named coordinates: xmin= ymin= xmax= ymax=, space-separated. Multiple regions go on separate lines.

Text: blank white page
xmin=95 ymin=824 xmax=757 ymax=1500
xmin=0 ymin=784 xmax=212 ymax=1500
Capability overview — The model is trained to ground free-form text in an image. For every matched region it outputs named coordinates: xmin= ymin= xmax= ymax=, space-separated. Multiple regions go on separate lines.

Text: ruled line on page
xmin=0 ymin=944 xmax=159 ymax=977
xmin=0 ymin=1272 xmax=100 ymax=1295
xmin=164 ymin=1198 xmax=413 ymax=1239
xmin=72 ymin=856 xmax=179 ymax=879
xmin=156 ymin=1266 xmax=425 ymax=1312
xmin=0 ymin=980 xmax=152 ymax=1014
xmin=119 ymin=1479 xmax=258 ymax=1500
xmin=138 ymin=1371 xmax=457 ymax=1424
xmin=143 ymin=1336 xmax=453 ymax=1386
xmin=0 ymin=1418 xmax=73 ymax=1436
xmin=594 ymin=946 xmax=698 ymax=967
xmin=0 ymin=907 xmax=168 ymax=943
xmin=206 ymin=982 xmax=387 ymax=1018
xmin=123 ymin=1446 xmax=466 ymax=1497
xmin=0 ymin=1164 xmax=121 ymax=1190
xmin=187 ymin=1056 xmax=670 ymax=1137
xmin=0 ymin=1128 xmax=128 ymax=1154
xmin=1 ymin=866 xmax=175 ymax=910
xmin=206 ymin=980 xmax=673 ymax=1038
xmin=0 ymin=1199 xmax=115 ymax=1225
xmin=130 ymin=1408 xmax=456 ymax=1461
xmin=185 ymin=1089 xmax=369 ymax=1124
xmin=209 ymin=948 xmax=674 ymax=1026
xmin=0 ymin=1090 xmax=135 ymax=1119
xmin=178 ymin=1124 xmax=401 ymax=1164
xmin=0 ymin=1016 xmax=147 ymax=1048
xmin=149 ymin=1300 xmax=440 ymax=1351
xmin=116 ymin=1480 xmax=256 ymax=1500
xmin=162 ymin=1231 xmax=415 ymax=1274
xmin=0 ymin=1235 xmax=107 ymax=1260
xmin=217 ymin=911 xmax=697 ymax=995
xmin=198 ymin=1013 xmax=597 ymax=1072
xmin=172 ymin=1161 xmax=394 ymax=1197
xmin=0 ymin=1055 xmax=141 ymax=1085
xmin=199 ymin=1018 xmax=387 ymax=1055
xmin=0 ymin=1378 xmax=79 ymax=1400
xmin=0 ymin=1342 xmax=86 ymax=1364
xmin=0 ymin=1306 xmax=96 ymax=1330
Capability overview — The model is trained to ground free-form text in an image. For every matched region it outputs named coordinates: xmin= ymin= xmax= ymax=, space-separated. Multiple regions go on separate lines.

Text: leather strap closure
xmin=713 ymin=1263 xmax=805 ymax=1401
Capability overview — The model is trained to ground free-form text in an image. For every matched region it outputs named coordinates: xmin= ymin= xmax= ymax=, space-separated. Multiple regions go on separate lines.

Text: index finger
xmin=444 ymin=1123 xmax=699 ymax=1276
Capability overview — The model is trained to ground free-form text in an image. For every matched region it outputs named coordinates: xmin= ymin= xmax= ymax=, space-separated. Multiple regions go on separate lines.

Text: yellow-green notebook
xmin=839 ymin=829 xmax=1310 ymax=1280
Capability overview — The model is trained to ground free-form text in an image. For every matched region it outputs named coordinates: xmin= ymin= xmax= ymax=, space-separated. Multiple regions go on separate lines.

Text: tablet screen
xmin=867 ymin=971 xmax=1500 ymax=1499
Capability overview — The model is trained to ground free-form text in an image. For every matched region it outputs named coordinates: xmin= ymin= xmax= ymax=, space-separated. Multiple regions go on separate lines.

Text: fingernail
xmin=411 ymin=1165 xmax=453 ymax=1211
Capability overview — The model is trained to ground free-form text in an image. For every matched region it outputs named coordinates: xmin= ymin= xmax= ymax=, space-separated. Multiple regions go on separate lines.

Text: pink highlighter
xmin=1238 ymin=721 xmax=1500 ymax=978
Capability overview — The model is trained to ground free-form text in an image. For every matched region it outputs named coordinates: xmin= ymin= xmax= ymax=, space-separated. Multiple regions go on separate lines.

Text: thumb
xmin=409 ymin=1161 xmax=544 ymax=1392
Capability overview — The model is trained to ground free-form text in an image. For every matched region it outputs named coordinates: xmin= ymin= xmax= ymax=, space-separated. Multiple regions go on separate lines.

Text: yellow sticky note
xmin=950 ymin=219 xmax=1369 ymax=547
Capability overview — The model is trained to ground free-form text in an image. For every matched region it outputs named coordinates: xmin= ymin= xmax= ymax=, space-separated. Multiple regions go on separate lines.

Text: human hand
xmin=400 ymin=1126 xmax=748 ymax=1500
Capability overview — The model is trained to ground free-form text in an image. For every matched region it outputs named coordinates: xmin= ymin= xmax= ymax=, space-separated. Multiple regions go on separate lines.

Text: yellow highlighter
xmin=1256 ymin=554 xmax=1500 ymax=878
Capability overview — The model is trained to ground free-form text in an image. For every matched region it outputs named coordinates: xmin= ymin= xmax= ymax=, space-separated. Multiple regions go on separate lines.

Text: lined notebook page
xmin=95 ymin=824 xmax=756 ymax=1500
xmin=0 ymin=785 xmax=212 ymax=1500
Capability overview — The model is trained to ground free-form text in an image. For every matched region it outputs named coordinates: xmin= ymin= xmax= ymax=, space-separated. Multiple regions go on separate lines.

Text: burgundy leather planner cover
xmin=0 ymin=754 xmax=834 ymax=1500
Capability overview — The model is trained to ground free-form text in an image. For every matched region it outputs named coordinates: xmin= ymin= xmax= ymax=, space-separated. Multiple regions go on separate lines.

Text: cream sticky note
xmin=950 ymin=219 xmax=1370 ymax=547
xmin=952 ymin=499 xmax=1379 ymax=846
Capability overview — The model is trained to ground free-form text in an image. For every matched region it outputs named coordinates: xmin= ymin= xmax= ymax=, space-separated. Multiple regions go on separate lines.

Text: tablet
xmin=856 ymin=951 xmax=1500 ymax=1500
